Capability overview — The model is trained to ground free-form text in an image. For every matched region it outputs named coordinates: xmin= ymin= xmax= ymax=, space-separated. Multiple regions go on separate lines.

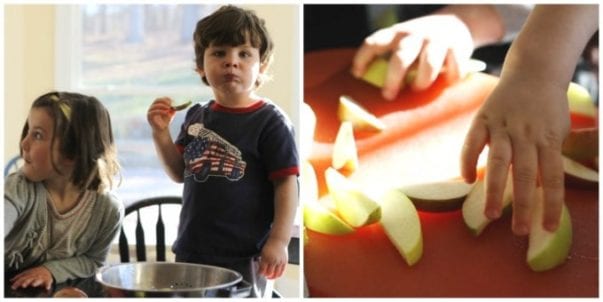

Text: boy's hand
xmin=147 ymin=97 xmax=177 ymax=133
xmin=461 ymin=73 xmax=570 ymax=236
xmin=10 ymin=266 xmax=54 ymax=291
xmin=258 ymin=238 xmax=288 ymax=279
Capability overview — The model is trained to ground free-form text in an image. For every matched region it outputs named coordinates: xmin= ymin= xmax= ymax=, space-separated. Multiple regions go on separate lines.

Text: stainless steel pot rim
xmin=95 ymin=262 xmax=244 ymax=292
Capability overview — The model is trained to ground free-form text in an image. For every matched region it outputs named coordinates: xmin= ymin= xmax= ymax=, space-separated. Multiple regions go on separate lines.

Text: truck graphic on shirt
xmin=183 ymin=123 xmax=246 ymax=182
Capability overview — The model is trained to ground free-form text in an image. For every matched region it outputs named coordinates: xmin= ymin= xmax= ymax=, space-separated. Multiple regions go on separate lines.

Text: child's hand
xmin=461 ymin=73 xmax=570 ymax=236
xmin=147 ymin=97 xmax=177 ymax=133
xmin=351 ymin=14 xmax=474 ymax=99
xmin=258 ymin=238 xmax=288 ymax=279
xmin=10 ymin=266 xmax=54 ymax=291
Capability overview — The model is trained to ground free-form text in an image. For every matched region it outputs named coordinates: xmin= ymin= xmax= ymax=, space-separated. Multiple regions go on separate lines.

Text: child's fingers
xmin=32 ymin=278 xmax=44 ymax=288
xmin=383 ymin=36 xmax=422 ymax=100
xmin=484 ymin=130 xmax=512 ymax=220
xmin=411 ymin=39 xmax=447 ymax=91
xmin=17 ymin=276 xmax=33 ymax=289
xmin=273 ymin=263 xmax=286 ymax=279
xmin=538 ymin=147 xmax=565 ymax=232
xmin=352 ymin=28 xmax=398 ymax=78
xmin=45 ymin=279 xmax=53 ymax=291
xmin=443 ymin=49 xmax=461 ymax=83
xmin=511 ymin=142 xmax=538 ymax=235
xmin=461 ymin=118 xmax=488 ymax=183
xmin=260 ymin=261 xmax=276 ymax=279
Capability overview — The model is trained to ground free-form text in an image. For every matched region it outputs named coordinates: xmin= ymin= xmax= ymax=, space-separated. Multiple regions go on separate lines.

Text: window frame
xmin=54 ymin=4 xmax=210 ymax=96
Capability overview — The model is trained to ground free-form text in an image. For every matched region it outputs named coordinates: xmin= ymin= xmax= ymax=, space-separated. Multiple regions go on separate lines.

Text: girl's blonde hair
xmin=20 ymin=91 xmax=121 ymax=192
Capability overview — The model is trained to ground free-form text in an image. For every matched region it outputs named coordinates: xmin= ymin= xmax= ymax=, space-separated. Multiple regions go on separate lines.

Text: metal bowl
xmin=96 ymin=262 xmax=250 ymax=298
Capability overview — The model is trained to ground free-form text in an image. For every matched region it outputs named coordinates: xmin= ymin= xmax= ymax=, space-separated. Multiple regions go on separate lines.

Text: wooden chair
xmin=118 ymin=196 xmax=182 ymax=262
xmin=117 ymin=195 xmax=299 ymax=297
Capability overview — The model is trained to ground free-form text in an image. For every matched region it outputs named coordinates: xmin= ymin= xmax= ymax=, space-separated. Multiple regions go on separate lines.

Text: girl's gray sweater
xmin=4 ymin=172 xmax=123 ymax=283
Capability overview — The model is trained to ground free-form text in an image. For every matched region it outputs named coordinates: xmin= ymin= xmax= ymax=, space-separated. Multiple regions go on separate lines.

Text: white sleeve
xmin=494 ymin=4 xmax=534 ymax=43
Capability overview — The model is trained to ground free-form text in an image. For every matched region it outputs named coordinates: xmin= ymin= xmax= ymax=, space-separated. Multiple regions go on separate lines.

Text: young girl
xmin=5 ymin=91 xmax=123 ymax=291
xmin=147 ymin=5 xmax=299 ymax=298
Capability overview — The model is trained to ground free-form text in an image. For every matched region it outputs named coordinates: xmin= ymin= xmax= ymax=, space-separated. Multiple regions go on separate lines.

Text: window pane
xmin=81 ymin=4 xmax=216 ymax=88
xmin=78 ymin=4 xmax=217 ymax=203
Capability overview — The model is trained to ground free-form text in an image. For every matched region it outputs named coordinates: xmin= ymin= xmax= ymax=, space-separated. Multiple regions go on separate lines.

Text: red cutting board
xmin=303 ymin=48 xmax=598 ymax=297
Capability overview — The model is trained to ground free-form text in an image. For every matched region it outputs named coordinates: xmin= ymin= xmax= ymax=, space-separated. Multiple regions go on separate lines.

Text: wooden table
xmin=303 ymin=48 xmax=598 ymax=297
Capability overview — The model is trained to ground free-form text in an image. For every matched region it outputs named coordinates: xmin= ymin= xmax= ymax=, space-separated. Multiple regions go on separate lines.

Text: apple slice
xmin=332 ymin=121 xmax=359 ymax=172
xmin=303 ymin=201 xmax=354 ymax=235
xmin=563 ymin=155 xmax=598 ymax=189
xmin=401 ymin=180 xmax=474 ymax=212
xmin=462 ymin=175 xmax=513 ymax=236
xmin=361 ymin=57 xmax=487 ymax=89
xmin=378 ymin=189 xmax=423 ymax=266
xmin=325 ymin=168 xmax=381 ymax=228
xmin=337 ymin=95 xmax=386 ymax=132
xmin=361 ymin=57 xmax=389 ymax=88
xmin=527 ymin=188 xmax=572 ymax=272
xmin=300 ymin=160 xmax=319 ymax=204
xmin=300 ymin=102 xmax=317 ymax=159
xmin=361 ymin=57 xmax=416 ymax=90
xmin=567 ymin=82 xmax=596 ymax=117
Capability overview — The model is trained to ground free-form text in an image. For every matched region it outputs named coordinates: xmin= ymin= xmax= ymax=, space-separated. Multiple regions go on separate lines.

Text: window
xmin=56 ymin=4 xmax=218 ymax=204
xmin=55 ymin=4 xmax=301 ymax=249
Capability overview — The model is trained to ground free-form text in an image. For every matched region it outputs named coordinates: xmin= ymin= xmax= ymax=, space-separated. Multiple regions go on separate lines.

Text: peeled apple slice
xmin=462 ymin=175 xmax=513 ymax=236
xmin=300 ymin=102 xmax=317 ymax=159
xmin=527 ymin=188 xmax=572 ymax=272
xmin=562 ymin=155 xmax=598 ymax=188
xmin=567 ymin=82 xmax=596 ymax=117
xmin=332 ymin=121 xmax=359 ymax=172
xmin=303 ymin=201 xmax=354 ymax=235
xmin=337 ymin=95 xmax=386 ymax=132
xmin=325 ymin=168 xmax=381 ymax=228
xmin=379 ymin=189 xmax=423 ymax=266
xmin=300 ymin=160 xmax=319 ymax=204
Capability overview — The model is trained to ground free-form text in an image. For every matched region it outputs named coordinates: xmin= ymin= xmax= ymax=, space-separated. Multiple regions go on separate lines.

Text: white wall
xmin=4 ymin=5 xmax=56 ymax=162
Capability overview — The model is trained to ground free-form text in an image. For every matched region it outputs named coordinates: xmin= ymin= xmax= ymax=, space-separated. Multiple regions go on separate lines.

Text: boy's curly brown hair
xmin=193 ymin=5 xmax=274 ymax=87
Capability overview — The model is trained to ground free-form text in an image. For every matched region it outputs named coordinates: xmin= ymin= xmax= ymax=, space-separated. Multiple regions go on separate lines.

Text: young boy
xmin=147 ymin=5 xmax=299 ymax=298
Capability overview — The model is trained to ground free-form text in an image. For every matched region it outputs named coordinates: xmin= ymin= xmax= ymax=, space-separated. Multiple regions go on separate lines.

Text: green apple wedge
xmin=527 ymin=188 xmax=572 ymax=272
xmin=300 ymin=102 xmax=317 ymax=159
xmin=562 ymin=155 xmax=598 ymax=189
xmin=360 ymin=57 xmax=486 ymax=89
xmin=332 ymin=121 xmax=359 ymax=172
xmin=361 ymin=57 xmax=417 ymax=89
xmin=378 ymin=189 xmax=423 ymax=266
xmin=337 ymin=95 xmax=386 ymax=132
xmin=300 ymin=160 xmax=319 ymax=205
xmin=361 ymin=57 xmax=389 ymax=88
xmin=303 ymin=200 xmax=355 ymax=235
xmin=363 ymin=58 xmax=596 ymax=117
xmin=567 ymin=82 xmax=596 ymax=117
xmin=401 ymin=180 xmax=474 ymax=212
xmin=325 ymin=167 xmax=381 ymax=228
xmin=462 ymin=175 xmax=513 ymax=236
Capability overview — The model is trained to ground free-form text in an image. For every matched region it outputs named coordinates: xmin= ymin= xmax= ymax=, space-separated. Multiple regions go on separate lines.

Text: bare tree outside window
xmin=75 ymin=4 xmax=217 ymax=204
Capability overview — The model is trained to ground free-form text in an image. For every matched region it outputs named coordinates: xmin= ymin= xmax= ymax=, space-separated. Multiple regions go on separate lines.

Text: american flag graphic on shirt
xmin=183 ymin=123 xmax=246 ymax=182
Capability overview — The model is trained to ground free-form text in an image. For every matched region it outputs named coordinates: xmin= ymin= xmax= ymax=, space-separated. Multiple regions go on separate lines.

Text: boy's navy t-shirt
xmin=173 ymin=100 xmax=299 ymax=263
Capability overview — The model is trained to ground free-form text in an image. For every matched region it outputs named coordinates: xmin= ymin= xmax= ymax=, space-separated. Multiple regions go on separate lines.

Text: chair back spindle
xmin=156 ymin=204 xmax=166 ymax=262
xmin=118 ymin=196 xmax=182 ymax=263
xmin=134 ymin=209 xmax=146 ymax=261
